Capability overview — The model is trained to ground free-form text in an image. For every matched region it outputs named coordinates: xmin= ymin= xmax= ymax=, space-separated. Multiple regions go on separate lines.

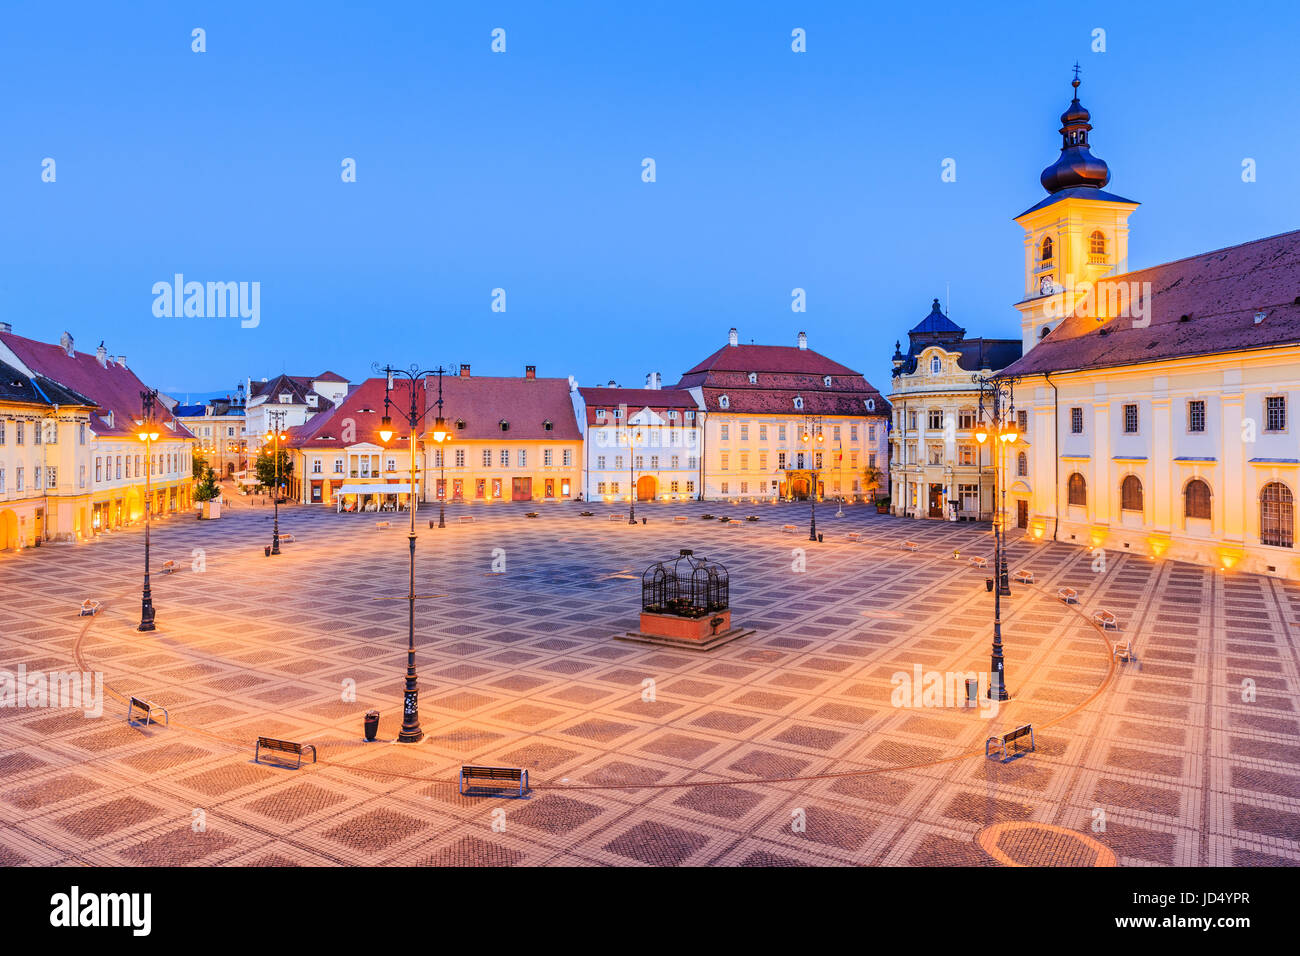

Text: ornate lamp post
xmin=627 ymin=418 xmax=641 ymax=525
xmin=263 ymin=409 xmax=287 ymax=555
xmin=377 ymin=363 xmax=452 ymax=743
xmin=136 ymin=390 xmax=160 ymax=632
xmin=973 ymin=374 xmax=1020 ymax=701
xmin=800 ymin=416 xmax=825 ymax=541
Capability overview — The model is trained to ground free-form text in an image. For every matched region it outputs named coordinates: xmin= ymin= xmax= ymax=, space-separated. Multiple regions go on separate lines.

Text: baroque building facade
xmin=888 ymin=301 xmax=1022 ymax=519
xmin=999 ymin=76 xmax=1300 ymax=579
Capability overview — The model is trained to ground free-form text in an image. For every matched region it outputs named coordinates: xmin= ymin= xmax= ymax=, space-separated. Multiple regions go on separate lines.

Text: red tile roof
xmin=577 ymin=387 xmax=697 ymax=426
xmin=681 ymin=343 xmax=860 ymax=377
xmin=0 ymin=331 xmax=193 ymax=439
xmin=313 ymin=370 xmax=348 ymax=383
xmin=288 ymin=375 xmax=581 ymax=448
xmin=1001 ymin=229 xmax=1300 ymax=377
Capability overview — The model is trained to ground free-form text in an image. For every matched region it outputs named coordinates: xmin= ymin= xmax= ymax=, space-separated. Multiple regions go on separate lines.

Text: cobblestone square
xmin=2 ymin=500 xmax=1297 ymax=866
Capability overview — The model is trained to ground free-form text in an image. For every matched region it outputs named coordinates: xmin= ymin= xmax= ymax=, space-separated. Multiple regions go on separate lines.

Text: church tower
xmin=1014 ymin=71 xmax=1139 ymax=352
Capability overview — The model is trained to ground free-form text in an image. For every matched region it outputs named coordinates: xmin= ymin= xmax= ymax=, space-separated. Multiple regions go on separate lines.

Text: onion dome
xmin=1040 ymin=73 xmax=1111 ymax=193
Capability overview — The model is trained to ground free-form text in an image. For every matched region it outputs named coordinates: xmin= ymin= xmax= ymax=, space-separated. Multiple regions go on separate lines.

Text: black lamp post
xmin=136 ymin=389 xmax=160 ymax=632
xmin=264 ymin=409 xmax=287 ymax=555
xmin=801 ymin=416 xmax=824 ymax=541
xmin=376 ymin=363 xmax=453 ymax=743
xmin=627 ymin=416 xmax=640 ymax=525
xmin=973 ymin=373 xmax=1021 ymax=701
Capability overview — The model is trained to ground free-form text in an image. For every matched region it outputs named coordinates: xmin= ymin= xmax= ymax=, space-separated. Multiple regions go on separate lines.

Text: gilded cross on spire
xmin=1072 ymin=62 xmax=1082 ymax=91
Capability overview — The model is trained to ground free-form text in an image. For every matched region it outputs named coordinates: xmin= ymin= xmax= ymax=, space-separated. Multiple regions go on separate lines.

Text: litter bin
xmin=817 ymin=533 xmax=823 ymax=543
xmin=364 ymin=710 xmax=379 ymax=741
xmin=965 ymin=678 xmax=979 ymax=707
xmin=985 ymin=578 xmax=994 ymax=592
xmin=265 ymin=545 xmax=272 ymax=557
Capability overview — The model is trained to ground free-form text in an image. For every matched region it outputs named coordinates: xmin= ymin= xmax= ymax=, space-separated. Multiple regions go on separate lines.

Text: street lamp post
xmin=136 ymin=390 xmax=160 ymax=632
xmin=974 ymin=374 xmax=1020 ymax=701
xmin=264 ymin=409 xmax=287 ymax=555
xmin=627 ymin=419 xmax=641 ymax=525
xmin=377 ymin=363 xmax=453 ymax=743
xmin=801 ymin=416 xmax=825 ymax=541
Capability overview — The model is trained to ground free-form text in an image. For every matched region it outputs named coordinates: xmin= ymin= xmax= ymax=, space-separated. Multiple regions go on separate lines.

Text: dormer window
xmin=792 ymin=395 xmax=804 ymax=410
xmin=865 ymin=398 xmax=876 ymax=412
xmin=718 ymin=395 xmax=730 ymax=409
xmin=823 ymin=375 xmax=832 ymax=387
xmin=456 ymin=418 xmax=466 ymax=430
xmin=543 ymin=419 xmax=553 ymax=431
xmin=499 ymin=419 xmax=510 ymax=432
xmin=667 ymin=410 xmax=677 ymax=421
xmin=930 ymin=356 xmax=942 ymax=375
xmin=595 ymin=409 xmax=606 ymax=421
xmin=279 ymin=393 xmax=292 ymax=403
xmin=307 ymin=394 xmax=318 ymax=407
xmin=747 ymin=372 xmax=757 ymax=384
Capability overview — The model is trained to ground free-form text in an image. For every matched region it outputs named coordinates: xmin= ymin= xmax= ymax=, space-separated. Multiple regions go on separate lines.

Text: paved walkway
xmin=1 ymin=501 xmax=1297 ymax=866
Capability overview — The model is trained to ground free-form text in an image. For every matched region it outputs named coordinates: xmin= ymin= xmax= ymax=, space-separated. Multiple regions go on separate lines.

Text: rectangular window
xmin=635 ymin=455 xmax=644 ymax=469
xmin=758 ymin=424 xmax=767 ymax=441
xmin=649 ymin=455 xmax=658 ymax=468
xmin=739 ymin=423 xmax=748 ymax=441
xmin=455 ymin=449 xmax=465 ymax=468
xmin=482 ymin=450 xmax=492 ymax=468
xmin=17 ymin=467 xmax=23 ymax=491
xmin=908 ymin=411 xmax=917 ymax=431
xmin=719 ymin=453 xmax=729 ymax=470
xmin=597 ymin=482 xmax=606 ymax=494
xmin=777 ymin=452 xmax=786 ymax=469
xmin=740 ymin=481 xmax=748 ymax=493
xmin=928 ymin=409 xmax=943 ymax=430
xmin=609 ymin=482 xmax=619 ymax=495
xmin=1187 ymin=400 xmax=1206 ymax=433
xmin=1266 ymin=396 xmax=1287 ymax=432
xmin=518 ymin=449 xmax=527 ymax=468
xmin=334 ymin=458 xmax=344 ymax=473
xmin=958 ymin=445 xmax=975 ymax=466
xmin=778 ymin=424 xmax=787 ymax=441
xmin=562 ymin=449 xmax=572 ymax=466
xmin=814 ymin=452 xmax=823 ymax=469
xmin=671 ymin=454 xmax=680 ymax=469
xmin=386 ymin=458 xmax=396 ymax=472
xmin=34 ymin=422 xmax=42 ymax=445
xmin=739 ymin=452 xmax=749 ymax=470
xmin=95 ymin=458 xmax=102 ymax=482
xmin=1070 ymin=407 xmax=1083 ymax=434
xmin=47 ymin=467 xmax=57 ymax=488
xmin=16 ymin=421 xmax=23 ymax=445
xmin=868 ymin=424 xmax=876 ymax=442
xmin=614 ymin=455 xmax=623 ymax=469
xmin=868 ymin=453 xmax=877 ymax=469
xmin=0 ymin=420 xmax=6 ymax=445
xmin=958 ymin=409 xmax=975 ymax=430
xmin=758 ymin=452 xmax=767 ymax=471
xmin=685 ymin=411 xmax=695 ymax=422
xmin=686 ymin=480 xmax=694 ymax=492
xmin=670 ymin=480 xmax=679 ymax=492
xmin=597 ymin=455 xmax=606 ymax=469
xmin=312 ymin=459 xmax=322 ymax=473
xmin=1017 ymin=411 xmax=1028 ymax=433
xmin=79 ymin=422 xmax=86 ymax=444
xmin=0 ymin=467 xmax=5 ymax=492
xmin=1123 ymin=404 xmax=1139 ymax=434
xmin=34 ymin=466 xmax=42 ymax=487
xmin=499 ymin=450 xmax=509 ymax=467
xmin=720 ymin=482 xmax=729 ymax=494
xmin=851 ymin=425 xmax=859 ymax=441
xmin=543 ymin=449 xmax=553 ymax=466
xmin=833 ymin=425 xmax=841 ymax=441
xmin=719 ymin=424 xmax=729 ymax=441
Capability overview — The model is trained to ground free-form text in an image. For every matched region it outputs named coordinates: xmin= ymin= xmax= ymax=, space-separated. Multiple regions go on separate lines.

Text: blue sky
xmin=2 ymin=0 xmax=1297 ymax=398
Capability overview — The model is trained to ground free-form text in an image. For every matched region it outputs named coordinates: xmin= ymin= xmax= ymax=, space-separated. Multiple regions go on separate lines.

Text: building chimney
xmin=797 ymin=331 xmax=808 ymax=350
xmin=116 ymin=355 xmax=128 ymax=368
xmin=525 ymin=365 xmax=536 ymax=379
xmin=0 ymin=322 xmax=11 ymax=334
xmin=460 ymin=364 xmax=471 ymax=378
xmin=728 ymin=327 xmax=739 ymax=347
xmin=60 ymin=332 xmax=75 ymax=356
xmin=96 ymin=342 xmax=108 ymax=368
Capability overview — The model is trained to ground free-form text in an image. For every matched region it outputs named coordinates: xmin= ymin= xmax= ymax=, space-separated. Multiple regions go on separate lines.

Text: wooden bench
xmin=1015 ymin=570 xmax=1035 ymax=584
xmin=278 ymin=533 xmax=295 ymax=543
xmin=968 ymin=556 xmax=988 ymax=569
xmin=1057 ymin=586 xmax=1078 ymax=604
xmin=673 ymin=515 xmax=688 ymax=523
xmin=847 ymin=532 xmax=862 ymax=542
xmin=902 ymin=541 xmax=919 ymax=552
xmin=458 ymin=515 xmax=474 ymax=523
xmin=986 ymin=724 xmax=1035 ymax=761
xmin=459 ymin=765 xmax=529 ymax=797
xmin=161 ymin=560 xmax=176 ymax=574
xmin=125 ymin=695 xmax=169 ymax=727
xmin=524 ymin=512 xmax=539 ymax=518
xmin=608 ymin=513 xmax=624 ymax=522
xmin=781 ymin=524 xmax=797 ymax=533
xmin=254 ymin=736 xmax=317 ymax=769
xmin=1113 ymin=638 xmax=1135 ymax=663
xmin=746 ymin=515 xmax=760 ymax=522
xmin=79 ymin=600 xmax=100 ymax=617
xmin=374 ymin=520 xmax=390 ymax=529
xmin=1093 ymin=609 xmax=1118 ymax=630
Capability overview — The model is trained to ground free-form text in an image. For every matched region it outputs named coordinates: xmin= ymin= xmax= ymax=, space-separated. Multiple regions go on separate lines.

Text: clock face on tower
xmin=1039 ymin=275 xmax=1056 ymax=295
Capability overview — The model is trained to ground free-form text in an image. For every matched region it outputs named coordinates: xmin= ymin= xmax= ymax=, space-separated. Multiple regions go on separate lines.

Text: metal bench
xmin=459 ymin=765 xmax=529 ymax=797
xmin=254 ymin=736 xmax=317 ymax=769
xmin=1057 ymin=586 xmax=1078 ymax=604
xmin=673 ymin=516 xmax=688 ymax=523
xmin=458 ymin=515 xmax=474 ymax=522
xmin=1113 ymin=638 xmax=1135 ymax=663
xmin=126 ymin=695 xmax=169 ymax=727
xmin=79 ymin=600 xmax=101 ymax=617
xmin=374 ymin=520 xmax=390 ymax=529
xmin=161 ymin=560 xmax=176 ymax=574
xmin=1015 ymin=570 xmax=1035 ymax=584
xmin=278 ymin=533 xmax=295 ymax=543
xmin=782 ymin=524 xmax=797 ymax=533
xmin=986 ymin=724 xmax=1035 ymax=761
xmin=902 ymin=541 xmax=919 ymax=552
xmin=1093 ymin=609 xmax=1118 ymax=630
xmin=847 ymin=532 xmax=863 ymax=542
xmin=608 ymin=514 xmax=624 ymax=522
xmin=968 ymin=556 xmax=988 ymax=569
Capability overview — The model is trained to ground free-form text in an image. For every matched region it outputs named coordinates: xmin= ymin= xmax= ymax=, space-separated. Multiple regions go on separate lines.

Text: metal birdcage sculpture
xmin=642 ymin=549 xmax=729 ymax=618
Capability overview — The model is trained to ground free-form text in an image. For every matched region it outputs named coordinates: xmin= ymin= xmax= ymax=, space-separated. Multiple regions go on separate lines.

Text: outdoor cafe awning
xmin=336 ymin=483 xmax=417 ymax=495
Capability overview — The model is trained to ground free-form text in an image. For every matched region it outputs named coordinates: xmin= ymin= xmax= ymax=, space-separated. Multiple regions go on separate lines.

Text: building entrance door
xmin=511 ymin=477 xmax=531 ymax=501
xmin=1017 ymin=500 xmax=1028 ymax=529
xmin=636 ymin=475 xmax=657 ymax=501
xmin=928 ymin=484 xmax=944 ymax=518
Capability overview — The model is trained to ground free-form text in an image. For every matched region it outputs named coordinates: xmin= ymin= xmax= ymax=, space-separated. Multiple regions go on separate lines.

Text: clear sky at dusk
xmin=2 ymin=0 xmax=1297 ymax=398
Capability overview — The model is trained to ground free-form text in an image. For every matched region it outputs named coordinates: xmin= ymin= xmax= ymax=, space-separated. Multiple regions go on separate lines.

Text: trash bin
xmin=985 ymin=578 xmax=994 ymax=592
xmin=265 ymin=545 xmax=272 ymax=557
xmin=817 ymin=533 xmax=823 ymax=543
xmin=641 ymin=518 xmax=647 ymax=525
xmin=965 ymin=678 xmax=979 ymax=707
xmin=364 ymin=710 xmax=379 ymax=741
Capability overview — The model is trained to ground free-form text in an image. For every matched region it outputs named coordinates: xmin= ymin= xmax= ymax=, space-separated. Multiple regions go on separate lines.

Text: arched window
xmin=1017 ymin=452 xmax=1028 ymax=477
xmin=1067 ymin=472 xmax=1087 ymax=506
xmin=1260 ymin=482 xmax=1294 ymax=548
xmin=1041 ymin=236 xmax=1054 ymax=262
xmin=1089 ymin=230 xmax=1107 ymax=258
xmin=930 ymin=356 xmax=942 ymax=375
xmin=1039 ymin=325 xmax=1052 ymax=339
xmin=1184 ymin=479 xmax=1212 ymax=520
xmin=718 ymin=395 xmax=729 ymax=409
xmin=1121 ymin=475 xmax=1143 ymax=511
